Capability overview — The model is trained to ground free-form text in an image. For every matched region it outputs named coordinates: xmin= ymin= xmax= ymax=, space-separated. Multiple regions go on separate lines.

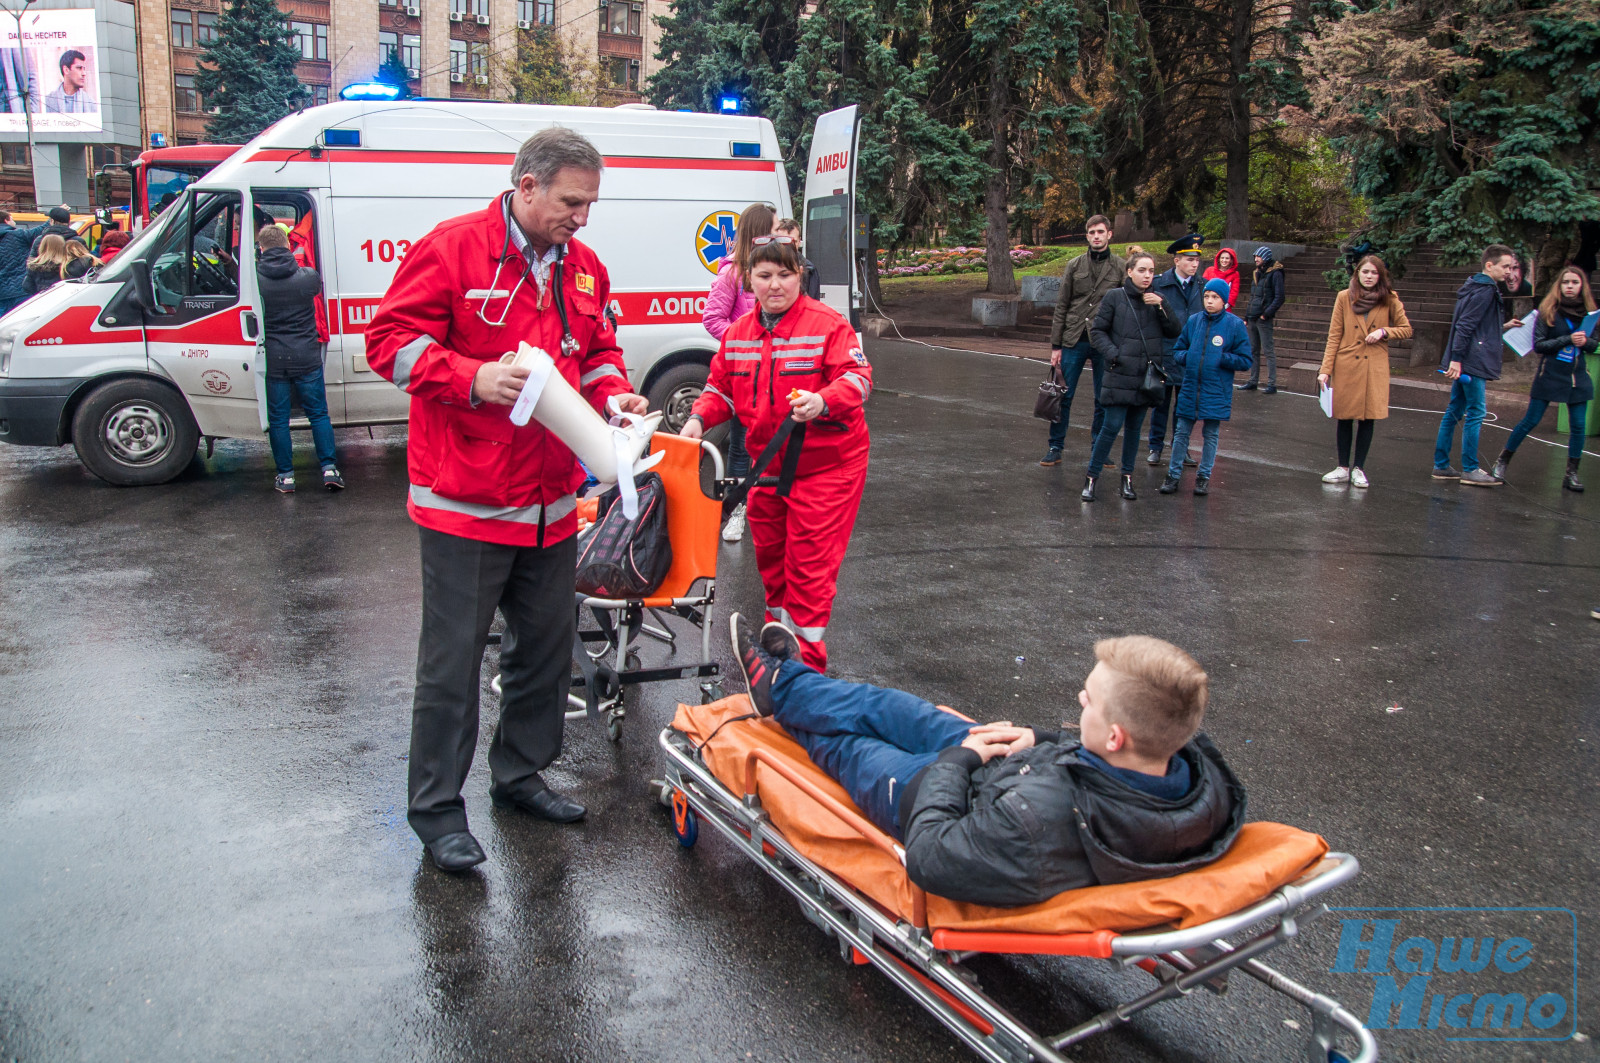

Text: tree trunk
xmin=985 ymin=33 xmax=1015 ymax=296
xmin=1223 ymin=0 xmax=1252 ymax=240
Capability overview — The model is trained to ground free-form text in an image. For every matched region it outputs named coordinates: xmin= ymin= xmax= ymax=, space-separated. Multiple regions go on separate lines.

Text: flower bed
xmin=876 ymin=245 xmax=1065 ymax=277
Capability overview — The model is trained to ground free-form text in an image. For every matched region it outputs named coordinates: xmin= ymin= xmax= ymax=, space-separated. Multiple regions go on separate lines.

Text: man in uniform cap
xmin=1146 ymin=235 xmax=1207 ymax=466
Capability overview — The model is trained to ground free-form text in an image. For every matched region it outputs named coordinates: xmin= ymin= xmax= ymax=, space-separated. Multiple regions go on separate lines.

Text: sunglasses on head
xmin=751 ymin=235 xmax=796 ymax=247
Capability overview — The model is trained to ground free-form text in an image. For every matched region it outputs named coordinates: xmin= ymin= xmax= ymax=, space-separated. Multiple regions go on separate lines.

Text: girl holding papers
xmin=1318 ymin=255 xmax=1413 ymax=487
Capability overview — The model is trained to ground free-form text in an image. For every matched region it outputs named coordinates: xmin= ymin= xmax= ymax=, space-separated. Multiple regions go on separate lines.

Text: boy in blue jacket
xmin=1160 ymin=279 xmax=1253 ymax=496
xmin=1434 ymin=244 xmax=1519 ymax=486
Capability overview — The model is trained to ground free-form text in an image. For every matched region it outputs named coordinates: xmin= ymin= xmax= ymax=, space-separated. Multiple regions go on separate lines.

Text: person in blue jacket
xmin=1434 ymin=243 xmax=1520 ymax=486
xmin=0 ymin=210 xmax=47 ymax=317
xmin=1146 ymin=234 xmax=1208 ymax=467
xmin=1160 ymin=279 xmax=1252 ymax=496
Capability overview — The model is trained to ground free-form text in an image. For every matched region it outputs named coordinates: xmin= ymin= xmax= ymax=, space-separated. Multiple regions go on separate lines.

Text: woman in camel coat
xmin=1317 ymin=254 xmax=1412 ymax=487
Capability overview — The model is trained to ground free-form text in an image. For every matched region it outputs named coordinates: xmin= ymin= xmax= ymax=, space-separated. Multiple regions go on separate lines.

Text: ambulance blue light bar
xmin=718 ymin=95 xmax=739 ymax=113
xmin=729 ymin=141 xmax=761 ymax=158
xmin=340 ymin=82 xmax=403 ymax=101
xmin=323 ymin=128 xmax=362 ymax=147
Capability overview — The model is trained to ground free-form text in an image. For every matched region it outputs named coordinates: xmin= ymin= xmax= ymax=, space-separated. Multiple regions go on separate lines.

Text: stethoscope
xmin=474 ymin=191 xmax=579 ymax=356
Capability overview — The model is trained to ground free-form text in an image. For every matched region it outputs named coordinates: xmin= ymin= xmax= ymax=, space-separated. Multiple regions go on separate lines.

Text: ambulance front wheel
xmin=645 ymin=362 xmax=708 ymax=434
xmin=71 ymin=378 xmax=199 ymax=486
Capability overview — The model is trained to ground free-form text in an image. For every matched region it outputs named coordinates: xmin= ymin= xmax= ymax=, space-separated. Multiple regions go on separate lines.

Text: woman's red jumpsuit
xmin=689 ymin=295 xmax=872 ymax=672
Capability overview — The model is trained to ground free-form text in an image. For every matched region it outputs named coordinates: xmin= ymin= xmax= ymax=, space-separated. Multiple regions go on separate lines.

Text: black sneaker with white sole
xmin=730 ymin=613 xmax=777 ymax=717
xmin=760 ymin=620 xmax=802 ymax=662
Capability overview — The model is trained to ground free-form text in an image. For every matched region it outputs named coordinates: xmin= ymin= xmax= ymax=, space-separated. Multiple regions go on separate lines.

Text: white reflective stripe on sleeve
xmin=724 ymin=349 xmax=762 ymax=361
xmin=842 ymin=371 xmax=871 ymax=398
xmin=391 ymin=333 xmax=440 ymax=392
xmin=409 ymin=485 xmax=576 ymax=525
xmin=776 ymin=346 xmax=824 ymax=357
xmin=703 ymin=383 xmax=735 ymax=411
xmin=579 ymin=364 xmax=624 ymax=386
xmin=724 ymin=339 xmax=764 ymax=348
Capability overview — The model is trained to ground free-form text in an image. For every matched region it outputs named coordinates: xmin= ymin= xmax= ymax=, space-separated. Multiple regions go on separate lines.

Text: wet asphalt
xmin=1 ymin=339 xmax=1597 ymax=1063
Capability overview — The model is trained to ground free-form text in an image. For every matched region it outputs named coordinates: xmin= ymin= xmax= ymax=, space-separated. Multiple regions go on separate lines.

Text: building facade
xmin=137 ymin=0 xmax=670 ymax=149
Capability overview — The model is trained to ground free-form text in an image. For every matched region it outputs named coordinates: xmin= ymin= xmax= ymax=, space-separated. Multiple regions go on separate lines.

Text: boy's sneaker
xmin=1432 ymin=466 xmax=1461 ymax=480
xmin=729 ymin=613 xmax=777 ymax=717
xmin=1460 ymin=468 xmax=1501 ymax=487
xmin=721 ymin=502 xmax=746 ymax=542
xmin=1039 ymin=448 xmax=1063 ymax=467
xmin=274 ymin=473 xmax=295 ymax=494
xmin=760 ymin=620 xmax=802 ymax=662
xmin=1158 ymin=474 xmax=1181 ymax=494
xmin=322 ymin=466 xmax=346 ymax=491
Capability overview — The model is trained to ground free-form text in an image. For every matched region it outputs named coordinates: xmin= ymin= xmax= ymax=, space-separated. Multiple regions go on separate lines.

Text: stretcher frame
xmin=657 ymin=725 xmax=1378 ymax=1063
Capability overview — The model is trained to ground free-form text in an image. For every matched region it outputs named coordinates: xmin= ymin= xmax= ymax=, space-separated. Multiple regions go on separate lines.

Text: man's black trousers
xmin=408 ymin=526 xmax=576 ymax=843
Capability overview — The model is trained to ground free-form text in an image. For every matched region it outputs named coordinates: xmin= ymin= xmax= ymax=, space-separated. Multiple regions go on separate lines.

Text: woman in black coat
xmin=1083 ymin=251 xmax=1182 ymax=501
xmin=1491 ymin=265 xmax=1596 ymax=492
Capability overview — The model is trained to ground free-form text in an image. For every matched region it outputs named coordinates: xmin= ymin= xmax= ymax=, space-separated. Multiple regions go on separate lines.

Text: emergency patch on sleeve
xmin=575 ymin=272 xmax=596 ymax=297
xmin=848 ymin=347 xmax=869 ymax=367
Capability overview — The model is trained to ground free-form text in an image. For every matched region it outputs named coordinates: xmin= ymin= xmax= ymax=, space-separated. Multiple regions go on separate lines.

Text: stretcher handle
xmin=743 ymin=747 xmax=929 ymax=929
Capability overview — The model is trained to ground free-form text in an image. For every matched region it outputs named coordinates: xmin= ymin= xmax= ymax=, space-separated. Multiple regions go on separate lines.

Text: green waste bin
xmin=1556 ymin=354 xmax=1599 ymax=436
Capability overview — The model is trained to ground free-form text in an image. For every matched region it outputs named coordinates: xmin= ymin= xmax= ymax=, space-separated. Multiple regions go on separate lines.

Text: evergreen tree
xmin=500 ymin=29 xmax=600 ymax=105
xmin=195 ymin=0 xmax=307 ymax=143
xmin=647 ymin=0 xmax=800 ymax=116
xmin=1294 ymin=0 xmax=1600 ymax=272
xmin=375 ymin=49 xmax=413 ymax=96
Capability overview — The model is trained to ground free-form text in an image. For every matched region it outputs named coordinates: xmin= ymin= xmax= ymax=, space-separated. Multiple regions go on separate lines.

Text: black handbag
xmin=1034 ymin=368 xmax=1067 ymax=421
xmin=576 ymin=471 xmax=673 ymax=599
xmin=1121 ymin=288 xmax=1169 ymax=405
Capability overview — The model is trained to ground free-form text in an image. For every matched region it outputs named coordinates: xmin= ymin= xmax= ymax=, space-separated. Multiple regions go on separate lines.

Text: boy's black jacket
xmin=903 ymin=733 xmax=1244 ymax=908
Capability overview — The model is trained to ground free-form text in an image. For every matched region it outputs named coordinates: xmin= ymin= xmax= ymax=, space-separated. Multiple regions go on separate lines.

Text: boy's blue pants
xmin=770 ymin=660 xmax=973 ymax=840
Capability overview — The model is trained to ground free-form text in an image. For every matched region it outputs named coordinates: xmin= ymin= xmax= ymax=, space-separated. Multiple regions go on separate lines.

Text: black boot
xmin=1081 ymin=475 xmax=1097 ymax=502
xmin=1491 ymin=448 xmax=1513 ymax=481
xmin=1159 ymin=474 xmax=1181 ymax=494
xmin=1193 ymin=476 xmax=1210 ymax=495
xmin=1564 ymin=459 xmax=1584 ymax=493
xmin=1120 ymin=474 xmax=1137 ymax=500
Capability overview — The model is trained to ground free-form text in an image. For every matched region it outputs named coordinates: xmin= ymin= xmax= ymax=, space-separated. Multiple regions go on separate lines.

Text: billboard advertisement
xmin=0 ymin=9 xmax=102 ymax=133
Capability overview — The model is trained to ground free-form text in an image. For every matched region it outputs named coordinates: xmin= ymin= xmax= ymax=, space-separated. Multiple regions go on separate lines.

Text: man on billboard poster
xmin=43 ymin=49 xmax=95 ymax=112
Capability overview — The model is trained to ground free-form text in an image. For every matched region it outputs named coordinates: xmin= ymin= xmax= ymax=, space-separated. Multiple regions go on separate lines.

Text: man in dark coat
xmin=1146 ymin=234 xmax=1207 ymax=465
xmin=730 ymin=618 xmax=1244 ymax=909
xmin=257 ymin=224 xmax=343 ymax=493
xmin=28 ymin=205 xmax=81 ymax=258
xmin=1240 ymin=246 xmax=1286 ymax=393
xmin=1434 ymin=243 xmax=1519 ymax=486
xmin=1041 ymin=215 xmax=1124 ymax=467
xmin=0 ymin=210 xmax=47 ymax=316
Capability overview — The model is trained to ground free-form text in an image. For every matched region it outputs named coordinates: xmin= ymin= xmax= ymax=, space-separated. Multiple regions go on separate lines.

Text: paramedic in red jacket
xmin=365 ymin=128 xmax=647 ymax=874
xmin=681 ymin=237 xmax=871 ymax=673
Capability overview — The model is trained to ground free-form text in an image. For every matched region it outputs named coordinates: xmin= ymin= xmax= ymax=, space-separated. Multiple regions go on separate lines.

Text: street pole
xmin=3 ymin=0 xmax=40 ymax=208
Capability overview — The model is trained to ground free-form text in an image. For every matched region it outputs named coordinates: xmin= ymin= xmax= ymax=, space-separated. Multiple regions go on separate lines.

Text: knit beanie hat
xmin=1204 ymin=278 xmax=1232 ymax=302
xmin=1254 ymin=245 xmax=1274 ymax=263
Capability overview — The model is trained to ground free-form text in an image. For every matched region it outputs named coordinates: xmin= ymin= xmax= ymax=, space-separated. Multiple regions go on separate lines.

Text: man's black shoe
xmin=1146 ymin=448 xmax=1162 ymax=465
xmin=1159 ymin=474 xmax=1181 ymax=494
xmin=490 ymin=785 xmax=587 ymax=822
xmin=1193 ymin=476 xmax=1210 ymax=495
xmin=731 ymin=612 xmax=777 ymax=717
xmin=1262 ymin=385 xmax=1277 ymax=394
xmin=424 ymin=830 xmax=486 ymax=872
xmin=1236 ymin=382 xmax=1257 ymax=391
xmin=760 ymin=620 xmax=802 ymax=662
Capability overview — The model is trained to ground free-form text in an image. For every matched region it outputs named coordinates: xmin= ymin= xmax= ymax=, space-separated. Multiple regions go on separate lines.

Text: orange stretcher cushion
xmin=673 ymin=696 xmax=1330 ymax=934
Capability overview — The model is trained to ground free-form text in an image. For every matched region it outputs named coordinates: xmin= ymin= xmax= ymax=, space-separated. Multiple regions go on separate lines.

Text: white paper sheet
xmin=1319 ymin=384 xmax=1334 ymax=418
xmin=1502 ymin=317 xmax=1536 ymax=358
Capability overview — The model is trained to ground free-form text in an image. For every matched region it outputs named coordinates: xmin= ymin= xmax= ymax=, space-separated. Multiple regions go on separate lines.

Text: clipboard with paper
xmin=1502 ymin=316 xmax=1536 ymax=358
xmin=1319 ymin=383 xmax=1334 ymax=418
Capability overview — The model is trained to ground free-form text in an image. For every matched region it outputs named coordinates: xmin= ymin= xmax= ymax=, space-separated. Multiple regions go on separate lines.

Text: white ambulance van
xmin=0 ymin=100 xmax=863 ymax=485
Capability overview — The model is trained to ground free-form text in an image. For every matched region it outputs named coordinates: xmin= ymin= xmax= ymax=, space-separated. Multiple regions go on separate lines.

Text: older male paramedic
xmin=731 ymin=616 xmax=1245 ymax=907
xmin=366 ymin=128 xmax=648 ymax=874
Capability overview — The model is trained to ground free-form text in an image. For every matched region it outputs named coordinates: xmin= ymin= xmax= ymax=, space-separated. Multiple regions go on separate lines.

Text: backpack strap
xmin=721 ymin=416 xmax=807 ymax=507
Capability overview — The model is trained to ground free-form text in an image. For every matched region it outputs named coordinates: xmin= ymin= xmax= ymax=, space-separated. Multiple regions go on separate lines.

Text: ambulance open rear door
xmin=802 ymin=105 xmax=862 ymax=328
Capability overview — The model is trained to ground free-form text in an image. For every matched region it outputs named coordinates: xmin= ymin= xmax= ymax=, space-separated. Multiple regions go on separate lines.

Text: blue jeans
xmin=1087 ymin=404 xmax=1148 ymax=478
xmin=1434 ymin=377 xmax=1488 ymax=472
xmin=1047 ymin=338 xmax=1104 ymax=450
xmin=265 ymin=368 xmax=338 ymax=475
xmin=770 ymin=659 xmax=973 ymax=840
xmin=1168 ymin=417 xmax=1220 ymax=478
xmin=1506 ymin=399 xmax=1588 ymax=460
xmin=1147 ymin=383 xmax=1180 ymax=451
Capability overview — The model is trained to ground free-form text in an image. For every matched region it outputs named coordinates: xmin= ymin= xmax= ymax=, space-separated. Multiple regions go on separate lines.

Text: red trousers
xmin=747 ymin=453 xmax=868 ymax=672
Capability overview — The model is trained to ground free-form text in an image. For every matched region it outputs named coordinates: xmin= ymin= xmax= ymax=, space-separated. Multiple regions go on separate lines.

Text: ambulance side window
xmin=147 ymin=190 xmax=241 ymax=312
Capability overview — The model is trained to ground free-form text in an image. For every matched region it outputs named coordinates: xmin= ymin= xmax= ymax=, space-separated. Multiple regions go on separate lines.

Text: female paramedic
xmin=680 ymin=236 xmax=872 ymax=673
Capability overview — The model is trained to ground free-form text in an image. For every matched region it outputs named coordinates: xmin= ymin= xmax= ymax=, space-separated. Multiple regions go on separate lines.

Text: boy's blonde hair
xmin=1093 ymin=636 xmax=1208 ymax=758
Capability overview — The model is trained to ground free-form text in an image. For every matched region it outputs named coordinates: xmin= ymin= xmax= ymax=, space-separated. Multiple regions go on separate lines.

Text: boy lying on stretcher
xmin=730 ymin=617 xmax=1245 ymax=908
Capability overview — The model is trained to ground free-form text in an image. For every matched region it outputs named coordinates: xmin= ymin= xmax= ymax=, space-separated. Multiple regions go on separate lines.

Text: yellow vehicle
xmin=8 ymin=209 xmax=129 ymax=250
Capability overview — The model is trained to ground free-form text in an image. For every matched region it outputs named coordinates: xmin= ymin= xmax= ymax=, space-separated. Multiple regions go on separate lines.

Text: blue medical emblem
xmin=696 ymin=211 xmax=740 ymax=274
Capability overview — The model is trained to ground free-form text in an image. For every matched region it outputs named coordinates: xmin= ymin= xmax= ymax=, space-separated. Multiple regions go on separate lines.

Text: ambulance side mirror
xmin=128 ymin=259 xmax=157 ymax=313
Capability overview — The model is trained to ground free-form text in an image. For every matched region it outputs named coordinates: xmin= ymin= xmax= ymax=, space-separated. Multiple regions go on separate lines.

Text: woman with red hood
xmin=1203 ymin=248 xmax=1241 ymax=310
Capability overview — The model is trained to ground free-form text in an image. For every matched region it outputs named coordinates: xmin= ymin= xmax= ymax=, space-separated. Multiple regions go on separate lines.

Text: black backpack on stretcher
xmin=575 ymin=471 xmax=673 ymax=599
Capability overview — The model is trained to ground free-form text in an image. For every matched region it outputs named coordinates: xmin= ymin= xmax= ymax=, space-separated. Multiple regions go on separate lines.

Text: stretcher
xmin=655 ymin=697 xmax=1378 ymax=1063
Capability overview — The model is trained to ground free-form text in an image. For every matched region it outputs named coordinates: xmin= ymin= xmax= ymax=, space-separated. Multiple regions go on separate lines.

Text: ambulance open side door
xmin=803 ymin=105 xmax=862 ymax=328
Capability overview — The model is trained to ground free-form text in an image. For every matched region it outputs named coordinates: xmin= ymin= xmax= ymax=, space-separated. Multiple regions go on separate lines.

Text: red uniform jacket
xmin=689 ymin=295 xmax=872 ymax=478
xmin=365 ymin=197 xmax=632 ymax=546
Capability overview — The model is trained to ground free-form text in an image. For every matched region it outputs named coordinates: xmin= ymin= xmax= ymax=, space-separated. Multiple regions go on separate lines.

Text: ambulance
xmin=0 ymin=100 xmax=862 ymax=485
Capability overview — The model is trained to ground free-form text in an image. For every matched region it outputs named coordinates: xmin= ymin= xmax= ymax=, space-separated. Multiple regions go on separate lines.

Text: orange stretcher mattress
xmin=673 ymin=696 xmax=1329 ymax=934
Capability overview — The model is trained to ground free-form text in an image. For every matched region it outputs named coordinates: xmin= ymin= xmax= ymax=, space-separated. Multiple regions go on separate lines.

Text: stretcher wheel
xmin=671 ymin=790 xmax=698 ymax=848
xmin=700 ymin=681 xmax=725 ymax=704
xmin=605 ymin=712 xmax=623 ymax=743
xmin=1328 ymin=1054 xmax=1351 ymax=1063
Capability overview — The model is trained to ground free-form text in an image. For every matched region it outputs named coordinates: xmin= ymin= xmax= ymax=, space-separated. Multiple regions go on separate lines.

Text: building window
xmin=451 ymin=0 xmax=488 ymax=15
xmin=291 ymin=22 xmax=328 ymax=61
xmin=379 ymin=0 xmax=399 ymax=7
xmin=601 ymin=1 xmax=641 ymax=35
xmin=517 ymin=0 xmax=553 ymax=23
xmin=469 ymin=41 xmax=488 ymax=75
xmin=449 ymin=38 xmax=466 ymax=75
xmin=197 ymin=11 xmax=219 ymax=45
xmin=607 ymin=57 xmax=639 ymax=90
xmin=380 ymin=30 xmax=419 ymax=74
xmin=379 ymin=30 xmax=397 ymax=63
xmin=2 ymin=144 xmax=28 ymax=168
xmin=174 ymin=73 xmax=201 ymax=112
xmin=170 ymin=9 xmax=193 ymax=48
xmin=312 ymin=84 xmax=329 ymax=105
